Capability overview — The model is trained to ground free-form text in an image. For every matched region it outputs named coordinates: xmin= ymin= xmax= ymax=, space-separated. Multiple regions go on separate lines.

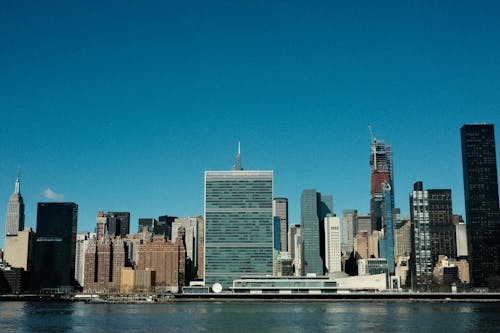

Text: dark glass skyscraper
xmin=156 ymin=215 xmax=177 ymax=239
xmin=461 ymin=124 xmax=500 ymax=287
xmin=428 ymin=189 xmax=456 ymax=266
xmin=31 ymin=202 xmax=78 ymax=292
xmin=107 ymin=212 xmax=130 ymax=237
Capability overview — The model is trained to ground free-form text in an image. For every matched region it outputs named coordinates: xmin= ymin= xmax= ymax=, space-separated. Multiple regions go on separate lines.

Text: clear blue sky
xmin=2 ymin=1 xmax=500 ymax=248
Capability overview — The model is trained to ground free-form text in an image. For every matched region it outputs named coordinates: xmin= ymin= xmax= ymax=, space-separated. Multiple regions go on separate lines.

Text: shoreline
xmin=2 ymin=292 xmax=500 ymax=303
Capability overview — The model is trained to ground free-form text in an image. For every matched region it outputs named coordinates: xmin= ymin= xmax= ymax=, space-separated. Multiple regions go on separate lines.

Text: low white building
xmin=231 ymin=273 xmax=387 ymax=294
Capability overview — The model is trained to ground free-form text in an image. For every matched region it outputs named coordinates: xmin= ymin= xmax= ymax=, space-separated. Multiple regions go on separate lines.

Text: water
xmin=1 ymin=301 xmax=499 ymax=332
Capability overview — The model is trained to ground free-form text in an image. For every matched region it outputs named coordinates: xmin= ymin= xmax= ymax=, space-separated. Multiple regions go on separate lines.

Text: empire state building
xmin=5 ymin=173 xmax=25 ymax=236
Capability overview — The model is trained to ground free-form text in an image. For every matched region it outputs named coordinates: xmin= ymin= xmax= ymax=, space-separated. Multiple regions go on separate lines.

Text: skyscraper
xmin=4 ymin=227 xmax=35 ymax=271
xmin=172 ymin=216 xmax=204 ymax=281
xmin=156 ymin=215 xmax=177 ymax=239
xmin=394 ymin=215 xmax=411 ymax=259
xmin=204 ymin=160 xmax=273 ymax=289
xmin=379 ymin=181 xmax=395 ymax=275
xmin=301 ymin=189 xmax=332 ymax=275
xmin=138 ymin=218 xmax=157 ymax=233
xmin=288 ymin=224 xmax=300 ymax=270
xmin=272 ymin=198 xmax=289 ymax=252
xmin=75 ymin=231 xmax=93 ymax=288
xmin=5 ymin=173 xmax=25 ymax=236
xmin=31 ymin=202 xmax=78 ymax=292
xmin=84 ymin=236 xmax=126 ymax=293
xmin=355 ymin=213 xmax=372 ymax=235
xmin=410 ymin=182 xmax=432 ymax=290
xmin=428 ymin=189 xmax=456 ymax=265
xmin=461 ymin=124 xmax=500 ymax=287
xmin=341 ymin=210 xmax=356 ymax=256
xmin=107 ymin=212 xmax=130 ymax=237
xmin=370 ymin=134 xmax=394 ymax=232
xmin=324 ymin=215 xmax=341 ymax=274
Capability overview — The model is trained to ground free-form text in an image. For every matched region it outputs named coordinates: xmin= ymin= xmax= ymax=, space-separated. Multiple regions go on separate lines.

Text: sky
xmin=1 ymin=1 xmax=500 ymax=248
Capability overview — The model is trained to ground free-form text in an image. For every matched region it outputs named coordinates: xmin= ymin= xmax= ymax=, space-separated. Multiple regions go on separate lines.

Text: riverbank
xmin=2 ymin=292 xmax=500 ymax=303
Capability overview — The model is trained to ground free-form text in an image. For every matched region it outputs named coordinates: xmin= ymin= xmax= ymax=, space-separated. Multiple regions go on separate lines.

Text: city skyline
xmin=2 ymin=2 xmax=500 ymax=248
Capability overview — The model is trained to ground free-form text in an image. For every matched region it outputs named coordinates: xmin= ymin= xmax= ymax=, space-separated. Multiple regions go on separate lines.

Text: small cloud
xmin=43 ymin=188 xmax=64 ymax=201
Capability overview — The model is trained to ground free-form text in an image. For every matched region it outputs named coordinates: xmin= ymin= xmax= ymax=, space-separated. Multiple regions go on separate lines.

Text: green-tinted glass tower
xmin=301 ymin=189 xmax=332 ymax=276
xmin=204 ymin=170 xmax=274 ymax=289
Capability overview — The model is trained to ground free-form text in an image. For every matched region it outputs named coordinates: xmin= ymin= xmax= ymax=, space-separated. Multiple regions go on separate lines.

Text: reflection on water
xmin=1 ymin=301 xmax=500 ymax=332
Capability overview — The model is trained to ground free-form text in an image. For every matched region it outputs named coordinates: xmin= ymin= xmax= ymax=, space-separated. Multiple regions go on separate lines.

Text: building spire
xmin=15 ymin=167 xmax=20 ymax=194
xmin=232 ymin=142 xmax=243 ymax=171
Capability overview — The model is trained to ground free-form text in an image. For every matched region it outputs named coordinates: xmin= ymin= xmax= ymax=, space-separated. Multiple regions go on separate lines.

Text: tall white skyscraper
xmin=324 ymin=215 xmax=341 ymax=274
xmin=5 ymin=173 xmax=25 ymax=236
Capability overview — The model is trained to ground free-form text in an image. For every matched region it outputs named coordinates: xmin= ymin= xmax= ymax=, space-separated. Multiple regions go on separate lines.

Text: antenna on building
xmin=232 ymin=142 xmax=243 ymax=171
xmin=15 ymin=165 xmax=21 ymax=194
xmin=368 ymin=124 xmax=376 ymax=142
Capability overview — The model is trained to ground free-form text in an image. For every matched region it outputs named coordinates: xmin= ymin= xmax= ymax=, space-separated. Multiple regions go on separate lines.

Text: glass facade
xmin=410 ymin=182 xmax=432 ymax=290
xmin=204 ymin=171 xmax=273 ymax=289
xmin=427 ymin=190 xmax=456 ymax=266
xmin=31 ymin=202 xmax=78 ymax=292
xmin=381 ymin=182 xmax=395 ymax=275
xmin=461 ymin=124 xmax=500 ymax=287
xmin=301 ymin=189 xmax=323 ymax=275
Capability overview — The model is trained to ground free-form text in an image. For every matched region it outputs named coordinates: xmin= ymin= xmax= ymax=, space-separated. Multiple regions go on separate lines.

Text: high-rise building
xmin=96 ymin=211 xmax=107 ymax=239
xmin=324 ymin=215 xmax=341 ymax=274
xmin=461 ymin=124 xmax=500 ymax=287
xmin=455 ymin=222 xmax=468 ymax=258
xmin=156 ymin=215 xmax=177 ymax=239
xmin=5 ymin=173 xmax=25 ymax=236
xmin=75 ymin=232 xmax=94 ymax=288
xmin=107 ymin=212 xmax=130 ymax=237
xmin=172 ymin=216 xmax=204 ymax=281
xmin=355 ymin=230 xmax=369 ymax=259
xmin=138 ymin=218 xmax=157 ymax=233
xmin=301 ymin=189 xmax=332 ymax=275
xmin=31 ymin=202 xmax=78 ymax=292
xmin=394 ymin=216 xmax=411 ymax=259
xmin=356 ymin=214 xmax=371 ymax=235
xmin=293 ymin=227 xmax=304 ymax=276
xmin=204 ymin=165 xmax=273 ymax=288
xmin=288 ymin=224 xmax=300 ymax=263
xmin=137 ymin=231 xmax=186 ymax=292
xmin=428 ymin=189 xmax=456 ymax=265
xmin=379 ymin=182 xmax=395 ymax=275
xmin=410 ymin=182 xmax=432 ymax=290
xmin=273 ymin=216 xmax=281 ymax=251
xmin=84 ymin=236 xmax=126 ymax=293
xmin=273 ymin=198 xmax=289 ymax=252
xmin=4 ymin=227 xmax=35 ymax=271
xmin=370 ymin=134 xmax=393 ymax=232
xmin=318 ymin=194 xmax=333 ymax=271
xmin=341 ymin=210 xmax=356 ymax=256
